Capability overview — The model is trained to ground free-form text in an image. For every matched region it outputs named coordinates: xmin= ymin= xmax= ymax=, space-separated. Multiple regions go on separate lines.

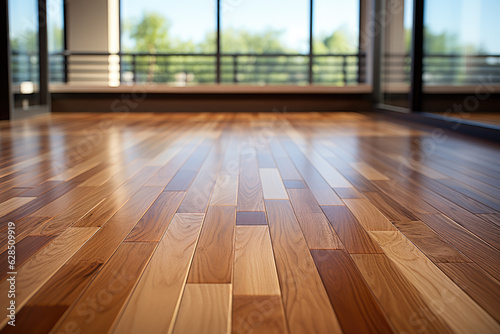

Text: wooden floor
xmin=1 ymin=112 xmax=499 ymax=334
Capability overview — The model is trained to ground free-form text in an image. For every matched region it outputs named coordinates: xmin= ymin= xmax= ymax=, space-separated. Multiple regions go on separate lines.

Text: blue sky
xmin=9 ymin=0 xmax=500 ymax=54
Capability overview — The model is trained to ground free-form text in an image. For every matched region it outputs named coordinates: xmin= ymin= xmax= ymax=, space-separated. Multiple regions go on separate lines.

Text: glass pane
xmin=313 ymin=0 xmax=360 ymax=85
xmin=424 ymin=0 xmax=500 ymax=86
xmin=9 ymin=0 xmax=40 ymax=108
xmin=380 ymin=0 xmax=413 ymax=109
xmin=221 ymin=0 xmax=309 ymax=85
xmin=121 ymin=0 xmax=217 ymax=84
xmin=47 ymin=0 xmax=65 ymax=82
xmin=121 ymin=0 xmax=216 ymax=53
xmin=423 ymin=0 xmax=500 ymax=122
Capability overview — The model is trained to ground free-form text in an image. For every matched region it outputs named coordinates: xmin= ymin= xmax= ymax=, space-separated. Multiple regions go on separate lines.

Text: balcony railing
xmin=384 ymin=53 xmax=500 ymax=85
xmin=46 ymin=51 xmax=366 ymax=86
xmin=11 ymin=51 xmax=500 ymax=87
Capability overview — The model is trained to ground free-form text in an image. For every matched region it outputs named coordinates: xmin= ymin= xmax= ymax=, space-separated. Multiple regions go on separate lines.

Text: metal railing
xmin=383 ymin=53 xmax=500 ymax=85
xmin=11 ymin=51 xmax=500 ymax=86
xmin=16 ymin=51 xmax=367 ymax=86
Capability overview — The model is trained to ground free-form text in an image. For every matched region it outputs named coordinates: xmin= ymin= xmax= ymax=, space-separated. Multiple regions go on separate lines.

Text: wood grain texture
xmin=237 ymin=157 xmax=264 ymax=211
xmin=260 ymin=168 xmax=288 ymax=200
xmin=232 ymin=296 xmax=288 ymax=334
xmin=52 ymin=242 xmax=156 ymax=334
xmin=1 ymin=112 xmax=500 ymax=332
xmin=294 ymin=212 xmax=344 ymax=250
xmin=112 ymin=213 xmax=204 ymax=334
xmin=394 ymin=220 xmax=470 ymax=263
xmin=436 ymin=262 xmax=500 ymax=323
xmin=349 ymin=162 xmax=389 ymax=180
xmin=265 ymin=199 xmax=343 ymax=334
xmin=418 ymin=213 xmax=500 ymax=281
xmin=353 ymin=253 xmax=453 ymax=334
xmin=370 ymin=231 xmax=500 ymax=334
xmin=0 ymin=227 xmax=98 ymax=329
xmin=287 ymin=188 xmax=323 ymax=213
xmin=188 ymin=206 xmax=235 ymax=283
xmin=173 ymin=284 xmax=231 ymax=334
xmin=343 ymin=199 xmax=397 ymax=231
xmin=234 ymin=225 xmax=281 ymax=295
xmin=322 ymin=205 xmax=383 ymax=254
xmin=311 ymin=250 xmax=393 ymax=334
xmin=125 ymin=191 xmax=185 ymax=242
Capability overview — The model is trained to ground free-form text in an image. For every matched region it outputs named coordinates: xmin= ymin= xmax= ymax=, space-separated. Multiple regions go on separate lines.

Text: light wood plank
xmin=343 ymin=198 xmax=397 ymax=231
xmin=259 ymin=168 xmax=288 ymax=200
xmin=370 ymin=231 xmax=500 ymax=334
xmin=173 ymin=284 xmax=231 ymax=334
xmin=349 ymin=162 xmax=390 ymax=180
xmin=112 ymin=213 xmax=204 ymax=334
xmin=234 ymin=226 xmax=281 ymax=295
xmin=265 ymin=199 xmax=343 ymax=334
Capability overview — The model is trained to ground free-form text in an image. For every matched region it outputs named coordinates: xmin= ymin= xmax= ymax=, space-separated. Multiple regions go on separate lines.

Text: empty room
xmin=1 ymin=0 xmax=499 ymax=333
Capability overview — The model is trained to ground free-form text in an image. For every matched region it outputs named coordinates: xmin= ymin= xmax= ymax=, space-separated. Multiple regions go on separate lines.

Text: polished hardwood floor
xmin=0 ymin=112 xmax=499 ymax=334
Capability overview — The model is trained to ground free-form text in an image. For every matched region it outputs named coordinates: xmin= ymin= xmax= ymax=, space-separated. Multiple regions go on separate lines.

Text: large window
xmin=9 ymin=0 xmax=40 ymax=107
xmin=117 ymin=0 xmax=362 ymax=86
xmin=423 ymin=0 xmax=500 ymax=85
xmin=47 ymin=0 xmax=65 ymax=82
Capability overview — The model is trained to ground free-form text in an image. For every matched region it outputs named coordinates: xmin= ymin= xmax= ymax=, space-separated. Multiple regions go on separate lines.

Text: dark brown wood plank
xmin=236 ymin=211 xmax=267 ymax=225
xmin=419 ymin=213 xmax=500 ymax=281
xmin=436 ymin=262 xmax=500 ymax=323
xmin=311 ymin=250 xmax=394 ymax=334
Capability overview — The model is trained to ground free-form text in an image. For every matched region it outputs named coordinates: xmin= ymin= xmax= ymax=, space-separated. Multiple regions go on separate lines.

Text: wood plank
xmin=370 ymin=231 xmax=500 ymax=334
xmin=237 ymin=157 xmax=264 ymax=211
xmin=436 ymin=262 xmax=500 ymax=323
xmin=0 ymin=235 xmax=55 ymax=282
xmin=232 ymin=296 xmax=288 ymax=334
xmin=287 ymin=188 xmax=323 ymax=213
xmin=294 ymin=212 xmax=344 ymax=250
xmin=0 ymin=197 xmax=36 ymax=217
xmin=188 ymin=206 xmax=235 ymax=283
xmin=259 ymin=168 xmax=288 ymax=200
xmin=236 ymin=211 xmax=267 ymax=225
xmin=112 ymin=213 xmax=204 ymax=334
xmin=265 ymin=200 xmax=343 ymax=334
xmin=234 ymin=226 xmax=280 ymax=295
xmin=321 ymin=206 xmax=384 ymax=254
xmin=6 ymin=262 xmax=103 ymax=334
xmin=283 ymin=180 xmax=307 ymax=189
xmin=164 ymin=170 xmax=198 ymax=191
xmin=173 ymin=284 xmax=231 ymax=334
xmin=311 ymin=250 xmax=394 ymax=334
xmin=0 ymin=227 xmax=98 ymax=329
xmin=17 ymin=181 xmax=63 ymax=197
xmin=210 ymin=175 xmax=239 ymax=206
xmin=349 ymin=162 xmax=390 ymax=180
xmin=393 ymin=220 xmax=470 ymax=263
xmin=51 ymin=242 xmax=156 ymax=334
xmin=74 ymin=166 xmax=158 ymax=227
xmin=418 ymin=213 xmax=500 ymax=281
xmin=333 ymin=187 xmax=364 ymax=199
xmin=125 ymin=191 xmax=185 ymax=242
xmin=353 ymin=254 xmax=454 ymax=334
xmin=343 ymin=199 xmax=397 ymax=231
xmin=280 ymin=141 xmax=343 ymax=205
xmin=363 ymin=191 xmax=418 ymax=222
